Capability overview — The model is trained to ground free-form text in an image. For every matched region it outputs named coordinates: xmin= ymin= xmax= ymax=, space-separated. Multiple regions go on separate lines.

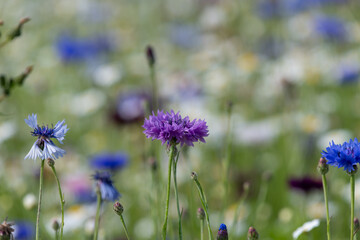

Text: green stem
xmin=35 ymin=159 xmax=45 ymax=240
xmin=194 ymin=178 xmax=213 ymax=240
xmin=93 ymin=190 xmax=102 ymax=240
xmin=173 ymin=152 xmax=182 ymax=240
xmin=162 ymin=143 xmax=176 ymax=240
xmin=50 ymin=165 xmax=65 ymax=240
xmin=55 ymin=230 xmax=59 ymax=240
xmin=351 ymin=174 xmax=355 ymax=240
xmin=150 ymin=65 xmax=158 ymax=110
xmin=120 ymin=215 xmax=131 ymax=240
xmin=200 ymin=219 xmax=204 ymax=240
xmin=322 ymin=174 xmax=330 ymax=240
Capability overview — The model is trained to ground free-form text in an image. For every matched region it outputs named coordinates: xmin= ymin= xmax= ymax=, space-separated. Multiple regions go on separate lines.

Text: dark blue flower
xmin=55 ymin=34 xmax=113 ymax=62
xmin=92 ymin=171 xmax=120 ymax=202
xmin=13 ymin=221 xmax=34 ymax=240
xmin=217 ymin=223 xmax=228 ymax=240
xmin=90 ymin=152 xmax=128 ymax=171
xmin=24 ymin=114 xmax=69 ymax=160
xmin=322 ymin=138 xmax=360 ymax=172
xmin=314 ymin=16 xmax=347 ymax=42
xmin=143 ymin=110 xmax=209 ymax=147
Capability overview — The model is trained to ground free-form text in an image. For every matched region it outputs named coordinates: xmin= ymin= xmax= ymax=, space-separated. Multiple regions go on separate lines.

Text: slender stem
xmin=162 ymin=143 xmax=176 ymax=240
xmin=35 ymin=159 xmax=45 ymax=240
xmin=119 ymin=215 xmax=131 ymax=240
xmin=173 ymin=152 xmax=182 ymax=240
xmin=55 ymin=230 xmax=59 ymax=240
xmin=351 ymin=175 xmax=355 ymax=240
xmin=93 ymin=189 xmax=102 ymax=240
xmin=50 ymin=166 xmax=65 ymax=240
xmin=194 ymin=178 xmax=213 ymax=240
xmin=150 ymin=65 xmax=158 ymax=110
xmin=200 ymin=219 xmax=204 ymax=240
xmin=322 ymin=174 xmax=330 ymax=240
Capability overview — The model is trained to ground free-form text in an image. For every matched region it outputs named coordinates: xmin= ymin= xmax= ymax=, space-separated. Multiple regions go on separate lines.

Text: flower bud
xmin=317 ymin=157 xmax=329 ymax=175
xmin=191 ymin=171 xmax=198 ymax=180
xmin=52 ymin=219 xmax=60 ymax=232
xmin=148 ymin=157 xmax=157 ymax=171
xmin=7 ymin=17 xmax=30 ymax=40
xmin=47 ymin=158 xmax=55 ymax=167
xmin=217 ymin=223 xmax=228 ymax=240
xmin=247 ymin=226 xmax=259 ymax=240
xmin=197 ymin=208 xmax=205 ymax=220
xmin=146 ymin=45 xmax=155 ymax=66
xmin=0 ymin=219 xmax=14 ymax=240
xmin=113 ymin=201 xmax=124 ymax=216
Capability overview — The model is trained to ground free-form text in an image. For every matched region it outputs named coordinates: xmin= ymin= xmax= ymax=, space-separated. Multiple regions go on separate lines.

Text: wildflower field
xmin=1 ymin=0 xmax=360 ymax=239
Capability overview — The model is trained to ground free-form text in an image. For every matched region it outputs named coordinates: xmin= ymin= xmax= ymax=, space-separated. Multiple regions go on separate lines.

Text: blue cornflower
xmin=13 ymin=221 xmax=35 ymax=240
xmin=217 ymin=224 xmax=228 ymax=240
xmin=322 ymin=138 xmax=360 ymax=172
xmin=143 ymin=110 xmax=209 ymax=147
xmin=314 ymin=16 xmax=347 ymax=42
xmin=90 ymin=152 xmax=128 ymax=171
xmin=55 ymin=34 xmax=112 ymax=62
xmin=338 ymin=65 xmax=360 ymax=84
xmin=92 ymin=171 xmax=120 ymax=201
xmin=24 ymin=114 xmax=69 ymax=160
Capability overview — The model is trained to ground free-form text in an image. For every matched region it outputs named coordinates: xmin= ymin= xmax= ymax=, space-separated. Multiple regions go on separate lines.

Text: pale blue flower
xmin=24 ymin=113 xmax=69 ymax=160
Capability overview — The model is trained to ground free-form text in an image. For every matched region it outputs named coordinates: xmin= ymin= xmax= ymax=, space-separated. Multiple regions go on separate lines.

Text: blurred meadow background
xmin=1 ymin=0 xmax=360 ymax=239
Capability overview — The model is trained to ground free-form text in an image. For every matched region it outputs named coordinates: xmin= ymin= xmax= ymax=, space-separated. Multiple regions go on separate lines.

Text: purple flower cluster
xmin=143 ymin=110 xmax=209 ymax=146
xmin=322 ymin=138 xmax=360 ymax=172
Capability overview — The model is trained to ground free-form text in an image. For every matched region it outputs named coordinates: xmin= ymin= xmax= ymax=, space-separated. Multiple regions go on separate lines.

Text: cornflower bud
xmin=8 ymin=17 xmax=30 ymax=40
xmin=52 ymin=219 xmax=60 ymax=232
xmin=197 ymin=208 xmax=205 ymax=220
xmin=113 ymin=201 xmax=124 ymax=216
xmin=217 ymin=223 xmax=228 ymax=240
xmin=191 ymin=171 xmax=198 ymax=180
xmin=317 ymin=157 xmax=329 ymax=175
xmin=146 ymin=45 xmax=155 ymax=66
xmin=248 ymin=226 xmax=259 ymax=240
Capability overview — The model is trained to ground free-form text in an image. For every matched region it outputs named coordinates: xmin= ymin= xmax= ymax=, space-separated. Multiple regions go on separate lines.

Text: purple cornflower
xmin=143 ymin=110 xmax=209 ymax=146
xmin=217 ymin=224 xmax=228 ymax=240
xmin=322 ymin=138 xmax=360 ymax=172
xmin=92 ymin=171 xmax=120 ymax=202
xmin=90 ymin=152 xmax=128 ymax=171
xmin=24 ymin=114 xmax=69 ymax=160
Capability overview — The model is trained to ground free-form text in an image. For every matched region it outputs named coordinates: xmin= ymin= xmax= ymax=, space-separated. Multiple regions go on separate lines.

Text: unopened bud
xmin=247 ymin=226 xmax=259 ymax=240
xmin=52 ymin=219 xmax=60 ymax=231
xmin=146 ymin=45 xmax=156 ymax=66
xmin=0 ymin=20 xmax=4 ymax=26
xmin=0 ymin=219 xmax=14 ymax=240
xmin=8 ymin=17 xmax=30 ymax=40
xmin=197 ymin=208 xmax=205 ymax=220
xmin=47 ymin=158 xmax=55 ymax=167
xmin=14 ymin=65 xmax=33 ymax=85
xmin=217 ymin=224 xmax=228 ymax=240
xmin=317 ymin=157 xmax=329 ymax=175
xmin=113 ymin=201 xmax=124 ymax=216
xmin=191 ymin=171 xmax=198 ymax=180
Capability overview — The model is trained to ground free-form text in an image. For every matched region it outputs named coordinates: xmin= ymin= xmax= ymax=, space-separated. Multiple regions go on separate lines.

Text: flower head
xmin=90 ymin=152 xmax=128 ymax=171
xmin=24 ymin=114 xmax=69 ymax=160
xmin=143 ymin=110 xmax=209 ymax=146
xmin=0 ymin=218 xmax=14 ymax=239
xmin=92 ymin=171 xmax=120 ymax=202
xmin=217 ymin=224 xmax=228 ymax=240
xmin=288 ymin=176 xmax=323 ymax=194
xmin=321 ymin=138 xmax=360 ymax=172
